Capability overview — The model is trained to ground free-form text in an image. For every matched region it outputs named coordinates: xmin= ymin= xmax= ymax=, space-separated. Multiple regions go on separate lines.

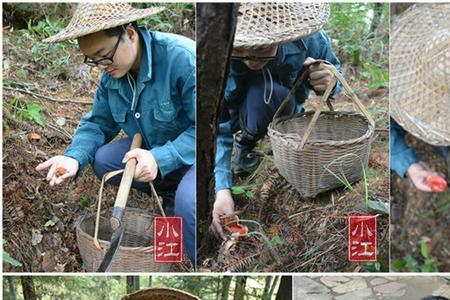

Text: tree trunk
xmin=196 ymin=3 xmax=239 ymax=256
xmin=369 ymin=3 xmax=383 ymax=36
xmin=262 ymin=276 xmax=274 ymax=300
xmin=220 ymin=276 xmax=232 ymax=300
xmin=275 ymin=276 xmax=292 ymax=300
xmin=21 ymin=276 xmax=36 ymax=300
xmin=126 ymin=276 xmax=140 ymax=294
xmin=148 ymin=276 xmax=152 ymax=287
xmin=233 ymin=276 xmax=247 ymax=300
xmin=7 ymin=277 xmax=17 ymax=300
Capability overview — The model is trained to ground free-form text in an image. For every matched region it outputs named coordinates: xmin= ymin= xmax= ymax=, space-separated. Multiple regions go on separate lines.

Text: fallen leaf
xmin=44 ymin=220 xmax=56 ymax=228
xmin=56 ymin=118 xmax=66 ymax=126
xmin=31 ymin=229 xmax=43 ymax=246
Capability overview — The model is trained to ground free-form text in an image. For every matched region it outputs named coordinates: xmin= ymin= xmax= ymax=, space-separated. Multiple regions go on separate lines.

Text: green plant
xmin=232 ymin=184 xmax=257 ymax=199
xmin=3 ymin=240 xmax=22 ymax=267
xmin=392 ymin=239 xmax=439 ymax=272
xmin=19 ymin=101 xmax=45 ymax=127
xmin=363 ymin=261 xmax=381 ymax=272
xmin=79 ymin=195 xmax=91 ymax=208
xmin=361 ymin=62 xmax=389 ymax=90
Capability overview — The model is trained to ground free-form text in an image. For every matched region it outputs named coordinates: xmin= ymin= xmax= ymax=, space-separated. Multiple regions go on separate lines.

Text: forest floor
xmin=390 ymin=135 xmax=450 ymax=272
xmin=2 ymin=24 xmax=194 ymax=272
xmin=198 ymin=67 xmax=390 ymax=272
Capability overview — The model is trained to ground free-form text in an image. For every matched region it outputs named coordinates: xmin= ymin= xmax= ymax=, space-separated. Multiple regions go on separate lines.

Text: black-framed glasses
xmin=84 ymin=30 xmax=123 ymax=67
xmin=231 ymin=54 xmax=277 ymax=62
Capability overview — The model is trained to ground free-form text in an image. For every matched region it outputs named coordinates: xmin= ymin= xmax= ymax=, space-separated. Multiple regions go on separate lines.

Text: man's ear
xmin=125 ymin=26 xmax=138 ymax=43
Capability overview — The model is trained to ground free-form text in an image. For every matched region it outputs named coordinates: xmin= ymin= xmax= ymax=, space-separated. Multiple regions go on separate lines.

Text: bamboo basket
xmin=76 ymin=208 xmax=170 ymax=272
xmin=267 ymin=60 xmax=375 ymax=198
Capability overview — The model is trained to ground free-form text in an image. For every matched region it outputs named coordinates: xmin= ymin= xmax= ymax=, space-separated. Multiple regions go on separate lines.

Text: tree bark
xmin=233 ymin=276 xmax=247 ymax=300
xmin=126 ymin=276 xmax=140 ymax=294
xmin=275 ymin=276 xmax=292 ymax=300
xmin=368 ymin=3 xmax=383 ymax=38
xmin=21 ymin=276 xmax=36 ymax=300
xmin=220 ymin=276 xmax=232 ymax=300
xmin=196 ymin=3 xmax=238 ymax=255
xmin=262 ymin=276 xmax=274 ymax=300
xmin=7 ymin=277 xmax=17 ymax=300
xmin=148 ymin=276 xmax=152 ymax=287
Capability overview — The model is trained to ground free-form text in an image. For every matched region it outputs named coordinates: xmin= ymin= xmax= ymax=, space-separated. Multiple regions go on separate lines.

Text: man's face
xmin=232 ymin=46 xmax=278 ymax=70
xmin=78 ymin=28 xmax=139 ymax=78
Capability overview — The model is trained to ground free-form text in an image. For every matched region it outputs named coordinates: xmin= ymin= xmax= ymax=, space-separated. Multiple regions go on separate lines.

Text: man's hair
xmin=103 ymin=21 xmax=139 ymax=39
xmin=420 ymin=297 xmax=450 ymax=300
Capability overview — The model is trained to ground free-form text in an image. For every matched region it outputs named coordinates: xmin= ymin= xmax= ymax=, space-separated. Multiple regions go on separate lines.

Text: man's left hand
xmin=122 ymin=149 xmax=158 ymax=182
xmin=303 ymin=57 xmax=334 ymax=93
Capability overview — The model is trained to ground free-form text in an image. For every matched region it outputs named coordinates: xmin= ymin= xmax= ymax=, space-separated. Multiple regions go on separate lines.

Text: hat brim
xmin=43 ymin=6 xmax=165 ymax=43
xmin=390 ymin=4 xmax=450 ymax=145
xmin=234 ymin=3 xmax=330 ymax=50
xmin=122 ymin=288 xmax=201 ymax=300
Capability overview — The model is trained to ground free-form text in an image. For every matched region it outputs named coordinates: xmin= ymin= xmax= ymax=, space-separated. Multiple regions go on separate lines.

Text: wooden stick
xmin=4 ymin=86 xmax=92 ymax=105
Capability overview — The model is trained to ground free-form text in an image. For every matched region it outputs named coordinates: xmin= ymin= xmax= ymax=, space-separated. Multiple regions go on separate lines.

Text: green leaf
xmin=392 ymin=259 xmax=406 ymax=271
xmin=3 ymin=251 xmax=22 ymax=267
xmin=367 ymin=199 xmax=389 ymax=214
xmin=245 ymin=191 xmax=254 ymax=198
xmin=404 ymin=255 xmax=419 ymax=272
xmin=80 ymin=195 xmax=91 ymax=208
xmin=420 ymin=239 xmax=429 ymax=259
xmin=271 ymin=236 xmax=284 ymax=245
xmin=231 ymin=186 xmax=246 ymax=195
xmin=20 ymin=102 xmax=44 ymax=127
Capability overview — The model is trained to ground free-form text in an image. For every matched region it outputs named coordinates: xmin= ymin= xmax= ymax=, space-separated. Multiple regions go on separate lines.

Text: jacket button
xmin=135 ymin=112 xmax=141 ymax=119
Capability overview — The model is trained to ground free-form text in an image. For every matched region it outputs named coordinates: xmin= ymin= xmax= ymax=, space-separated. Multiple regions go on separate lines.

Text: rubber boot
xmin=232 ymin=130 xmax=260 ymax=175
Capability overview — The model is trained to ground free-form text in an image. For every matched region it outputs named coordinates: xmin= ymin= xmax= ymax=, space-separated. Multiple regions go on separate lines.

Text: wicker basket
xmin=76 ymin=208 xmax=171 ymax=272
xmin=122 ymin=288 xmax=201 ymax=300
xmin=267 ymin=61 xmax=375 ymax=198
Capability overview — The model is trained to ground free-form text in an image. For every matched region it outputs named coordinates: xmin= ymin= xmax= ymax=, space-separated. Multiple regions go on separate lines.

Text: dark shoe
xmin=232 ymin=131 xmax=260 ymax=175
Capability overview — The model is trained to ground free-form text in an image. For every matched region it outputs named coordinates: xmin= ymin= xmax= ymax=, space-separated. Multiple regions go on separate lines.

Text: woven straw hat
xmin=122 ymin=288 xmax=201 ymax=300
xmin=390 ymin=4 xmax=450 ymax=145
xmin=43 ymin=3 xmax=164 ymax=43
xmin=234 ymin=3 xmax=330 ymax=50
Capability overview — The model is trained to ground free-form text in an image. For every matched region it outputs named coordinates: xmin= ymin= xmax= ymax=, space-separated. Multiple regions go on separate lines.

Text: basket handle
xmin=273 ymin=59 xmax=375 ymax=149
xmin=297 ymin=62 xmax=375 ymax=149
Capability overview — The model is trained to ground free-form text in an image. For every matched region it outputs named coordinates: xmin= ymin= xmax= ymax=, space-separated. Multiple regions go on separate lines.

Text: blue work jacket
xmin=215 ymin=30 xmax=341 ymax=191
xmin=64 ymin=28 xmax=196 ymax=178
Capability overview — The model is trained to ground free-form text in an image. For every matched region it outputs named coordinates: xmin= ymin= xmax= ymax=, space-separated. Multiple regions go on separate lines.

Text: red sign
xmin=154 ymin=217 xmax=183 ymax=263
xmin=348 ymin=215 xmax=377 ymax=262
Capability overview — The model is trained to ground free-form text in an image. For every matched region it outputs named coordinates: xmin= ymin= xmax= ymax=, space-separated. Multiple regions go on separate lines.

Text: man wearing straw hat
xmin=390 ymin=4 xmax=449 ymax=192
xmin=34 ymin=3 xmax=196 ymax=264
xmin=211 ymin=3 xmax=341 ymax=239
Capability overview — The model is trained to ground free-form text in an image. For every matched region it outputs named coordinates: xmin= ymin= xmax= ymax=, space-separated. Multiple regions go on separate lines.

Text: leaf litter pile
xmin=2 ymin=30 xmax=192 ymax=272
xmin=199 ymin=77 xmax=390 ymax=273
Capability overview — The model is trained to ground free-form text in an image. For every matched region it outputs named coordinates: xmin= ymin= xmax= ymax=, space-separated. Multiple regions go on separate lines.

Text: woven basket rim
xmin=268 ymin=111 xmax=374 ymax=147
xmin=76 ymin=207 xmax=159 ymax=252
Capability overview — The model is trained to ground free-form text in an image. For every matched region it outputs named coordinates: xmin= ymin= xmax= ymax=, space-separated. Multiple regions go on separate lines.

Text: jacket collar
xmin=105 ymin=27 xmax=153 ymax=90
xmin=279 ymin=38 xmax=307 ymax=61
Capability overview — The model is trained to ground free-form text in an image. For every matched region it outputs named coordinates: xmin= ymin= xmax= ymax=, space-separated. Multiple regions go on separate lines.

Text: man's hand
xmin=211 ymin=189 xmax=235 ymax=241
xmin=303 ymin=57 xmax=334 ymax=93
xmin=407 ymin=162 xmax=443 ymax=192
xmin=35 ymin=155 xmax=79 ymax=186
xmin=122 ymin=149 xmax=158 ymax=182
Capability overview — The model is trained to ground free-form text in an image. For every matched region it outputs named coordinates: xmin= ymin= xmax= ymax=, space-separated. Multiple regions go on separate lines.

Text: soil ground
xmin=198 ymin=68 xmax=390 ymax=272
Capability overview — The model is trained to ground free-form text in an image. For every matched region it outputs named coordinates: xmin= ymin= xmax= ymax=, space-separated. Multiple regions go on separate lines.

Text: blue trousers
xmin=229 ymin=79 xmax=298 ymax=136
xmin=92 ymin=138 xmax=196 ymax=265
